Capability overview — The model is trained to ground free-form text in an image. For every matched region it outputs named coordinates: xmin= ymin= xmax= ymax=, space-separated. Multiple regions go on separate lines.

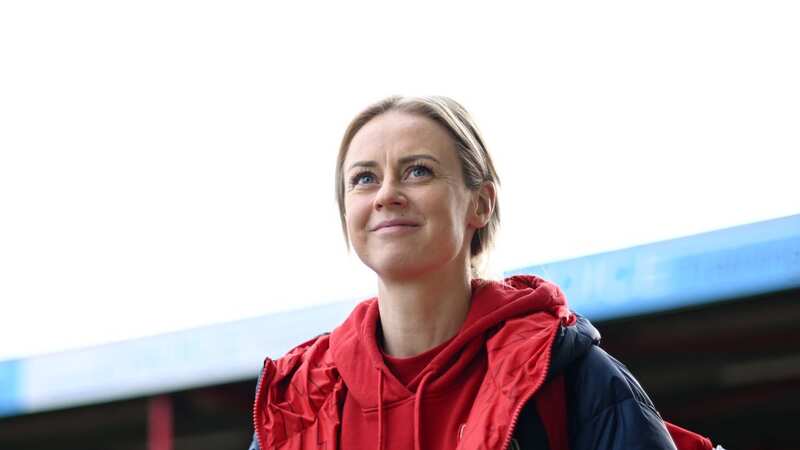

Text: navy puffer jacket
xmin=511 ymin=315 xmax=676 ymax=449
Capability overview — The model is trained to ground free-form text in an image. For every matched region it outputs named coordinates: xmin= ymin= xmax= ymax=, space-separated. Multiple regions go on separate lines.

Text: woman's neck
xmin=377 ymin=264 xmax=472 ymax=358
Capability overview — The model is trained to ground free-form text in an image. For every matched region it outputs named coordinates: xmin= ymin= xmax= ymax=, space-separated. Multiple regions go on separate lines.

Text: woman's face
xmin=343 ymin=111 xmax=482 ymax=281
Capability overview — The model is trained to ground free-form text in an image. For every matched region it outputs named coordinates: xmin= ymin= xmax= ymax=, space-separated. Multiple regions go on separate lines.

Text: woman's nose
xmin=373 ymin=179 xmax=407 ymax=210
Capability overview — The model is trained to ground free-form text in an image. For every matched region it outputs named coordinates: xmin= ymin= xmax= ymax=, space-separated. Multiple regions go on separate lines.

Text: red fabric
xmin=341 ymin=319 xmax=483 ymax=450
xmin=534 ymin=375 xmax=570 ymax=450
xmin=666 ymin=422 xmax=714 ymax=450
xmin=381 ymin=336 xmax=451 ymax=386
xmin=253 ymin=275 xmax=574 ymax=450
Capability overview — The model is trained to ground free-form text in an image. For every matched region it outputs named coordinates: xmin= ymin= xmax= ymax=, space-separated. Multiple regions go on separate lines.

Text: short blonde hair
xmin=335 ymin=96 xmax=501 ymax=273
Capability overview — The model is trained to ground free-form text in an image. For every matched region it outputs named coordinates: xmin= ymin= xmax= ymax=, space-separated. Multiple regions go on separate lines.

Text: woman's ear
xmin=469 ymin=181 xmax=496 ymax=229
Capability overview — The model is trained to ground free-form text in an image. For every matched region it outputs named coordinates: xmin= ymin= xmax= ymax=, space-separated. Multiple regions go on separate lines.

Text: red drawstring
xmin=413 ymin=372 xmax=434 ymax=450
xmin=377 ymin=369 xmax=385 ymax=450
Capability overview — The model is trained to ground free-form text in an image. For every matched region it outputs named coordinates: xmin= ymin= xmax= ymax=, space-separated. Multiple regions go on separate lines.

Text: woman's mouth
xmin=370 ymin=219 xmax=421 ymax=232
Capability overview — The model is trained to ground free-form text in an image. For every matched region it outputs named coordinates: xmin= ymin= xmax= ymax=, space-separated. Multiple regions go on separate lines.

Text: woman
xmin=249 ymin=96 xmax=709 ymax=450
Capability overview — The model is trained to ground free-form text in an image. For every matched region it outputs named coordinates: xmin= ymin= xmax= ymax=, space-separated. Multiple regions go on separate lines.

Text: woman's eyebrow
xmin=398 ymin=154 xmax=440 ymax=165
xmin=347 ymin=154 xmax=440 ymax=171
xmin=347 ymin=160 xmax=377 ymax=171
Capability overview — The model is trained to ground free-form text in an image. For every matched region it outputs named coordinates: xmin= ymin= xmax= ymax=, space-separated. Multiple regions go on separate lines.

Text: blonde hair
xmin=335 ymin=95 xmax=500 ymax=276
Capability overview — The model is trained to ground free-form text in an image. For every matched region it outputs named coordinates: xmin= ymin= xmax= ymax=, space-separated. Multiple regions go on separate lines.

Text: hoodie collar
xmin=329 ymin=275 xmax=572 ymax=410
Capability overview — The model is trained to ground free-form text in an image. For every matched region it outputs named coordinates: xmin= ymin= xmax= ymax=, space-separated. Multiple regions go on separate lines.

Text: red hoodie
xmin=252 ymin=275 xmax=574 ymax=450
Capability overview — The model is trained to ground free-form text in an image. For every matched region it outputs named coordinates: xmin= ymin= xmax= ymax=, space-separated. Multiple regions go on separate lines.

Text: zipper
xmin=499 ymin=322 xmax=560 ymax=450
xmin=252 ymin=359 xmax=271 ymax=450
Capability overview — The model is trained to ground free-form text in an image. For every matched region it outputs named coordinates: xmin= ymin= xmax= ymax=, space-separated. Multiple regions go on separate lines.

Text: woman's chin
xmin=357 ymin=242 xmax=468 ymax=282
xmin=365 ymin=257 xmax=435 ymax=282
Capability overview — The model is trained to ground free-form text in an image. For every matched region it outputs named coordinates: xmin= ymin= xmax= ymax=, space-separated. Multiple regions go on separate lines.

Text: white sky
xmin=1 ymin=1 xmax=798 ymax=362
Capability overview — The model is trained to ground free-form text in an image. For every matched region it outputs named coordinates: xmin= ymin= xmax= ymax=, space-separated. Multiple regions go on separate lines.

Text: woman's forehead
xmin=345 ymin=112 xmax=458 ymax=165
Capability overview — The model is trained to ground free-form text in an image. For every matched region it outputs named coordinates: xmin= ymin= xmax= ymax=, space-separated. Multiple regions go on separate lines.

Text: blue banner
xmin=506 ymin=214 xmax=800 ymax=320
xmin=0 ymin=359 xmax=22 ymax=417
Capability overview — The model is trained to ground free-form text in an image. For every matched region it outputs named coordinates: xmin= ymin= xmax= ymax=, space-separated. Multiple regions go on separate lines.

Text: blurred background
xmin=1 ymin=1 xmax=798 ymax=449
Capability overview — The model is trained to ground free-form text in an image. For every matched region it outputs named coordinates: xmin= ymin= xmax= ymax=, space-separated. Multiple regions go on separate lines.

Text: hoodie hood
xmin=329 ymin=275 xmax=577 ymax=410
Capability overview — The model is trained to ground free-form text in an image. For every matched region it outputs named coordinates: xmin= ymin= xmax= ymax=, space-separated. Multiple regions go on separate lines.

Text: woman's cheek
xmin=345 ymin=197 xmax=370 ymax=236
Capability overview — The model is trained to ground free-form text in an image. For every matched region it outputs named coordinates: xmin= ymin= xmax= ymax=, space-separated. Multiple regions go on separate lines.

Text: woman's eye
xmin=407 ymin=165 xmax=432 ymax=179
xmin=351 ymin=172 xmax=377 ymax=186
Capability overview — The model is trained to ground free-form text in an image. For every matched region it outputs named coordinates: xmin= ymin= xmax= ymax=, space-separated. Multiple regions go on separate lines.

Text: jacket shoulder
xmin=565 ymin=346 xmax=676 ymax=450
xmin=252 ymin=333 xmax=343 ymax=449
xmin=276 ymin=333 xmax=333 ymax=367
xmin=261 ymin=332 xmax=338 ymax=404
xmin=548 ymin=315 xmax=600 ymax=377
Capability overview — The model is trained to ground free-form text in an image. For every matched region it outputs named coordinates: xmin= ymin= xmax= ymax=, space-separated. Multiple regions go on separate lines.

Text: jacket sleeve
xmin=566 ymin=346 xmax=677 ymax=450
